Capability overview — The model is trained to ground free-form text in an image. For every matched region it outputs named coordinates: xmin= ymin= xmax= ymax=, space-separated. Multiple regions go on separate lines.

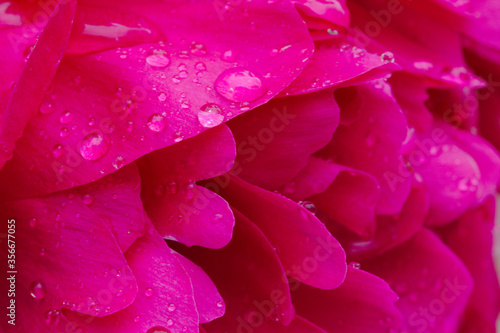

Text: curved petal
xmin=362 ymin=229 xmax=474 ymax=333
xmin=173 ymin=208 xmax=295 ymax=329
xmin=228 ymin=90 xmax=339 ymax=189
xmin=0 ymin=0 xmax=314 ymax=200
xmin=316 ymin=81 xmax=411 ymax=215
xmin=292 ymin=267 xmax=403 ymax=333
xmin=439 ymin=197 xmax=500 ymax=333
xmin=0 ymin=0 xmax=76 ymax=169
xmin=293 ymin=0 xmax=351 ymax=29
xmin=211 ymin=174 xmax=347 ymax=289
xmin=64 ymin=223 xmax=200 ymax=333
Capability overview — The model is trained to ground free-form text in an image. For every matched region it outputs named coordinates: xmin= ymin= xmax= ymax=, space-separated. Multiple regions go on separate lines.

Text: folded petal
xmin=0 ymin=0 xmax=314 ymax=199
xmin=173 ymin=208 xmax=295 ymax=329
xmin=292 ymin=267 xmax=403 ymax=333
xmin=316 ymin=81 xmax=411 ymax=215
xmin=439 ymin=197 xmax=500 ymax=333
xmin=65 ymin=223 xmax=199 ymax=333
xmin=362 ymin=229 xmax=474 ymax=333
xmin=0 ymin=0 xmax=76 ymax=169
xmin=228 ymin=90 xmax=339 ymax=189
xmin=211 ymin=174 xmax=347 ymax=289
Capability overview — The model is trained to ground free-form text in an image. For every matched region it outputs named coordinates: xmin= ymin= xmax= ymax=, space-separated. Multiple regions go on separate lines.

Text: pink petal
xmin=362 ymin=229 xmax=474 ymax=333
xmin=281 ymin=156 xmax=380 ymax=237
xmin=292 ymin=0 xmax=351 ymax=29
xmin=173 ymin=209 xmax=295 ymax=329
xmin=139 ymin=125 xmax=235 ymax=248
xmin=174 ymin=253 xmax=225 ymax=323
xmin=228 ymin=90 xmax=339 ymax=189
xmin=0 ymin=0 xmax=314 ymax=199
xmin=292 ymin=267 xmax=403 ymax=333
xmin=343 ymin=181 xmax=429 ymax=261
xmin=439 ymin=197 xmax=500 ymax=333
xmin=280 ymin=34 xmax=399 ymax=96
xmin=316 ymin=81 xmax=411 ymax=215
xmin=0 ymin=185 xmax=139 ymax=321
xmin=213 ymin=174 xmax=347 ymax=289
xmin=65 ymin=223 xmax=199 ymax=333
xmin=348 ymin=0 xmax=483 ymax=88
xmin=0 ymin=0 xmax=76 ymax=169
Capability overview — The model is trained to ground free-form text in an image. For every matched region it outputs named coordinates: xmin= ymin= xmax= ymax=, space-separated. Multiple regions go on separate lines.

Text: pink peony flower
xmin=0 ymin=0 xmax=499 ymax=332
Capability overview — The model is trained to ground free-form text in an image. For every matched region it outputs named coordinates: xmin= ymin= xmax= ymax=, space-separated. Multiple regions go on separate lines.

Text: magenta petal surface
xmin=317 ymin=81 xmax=411 ymax=215
xmin=0 ymin=0 xmax=313 ymax=199
xmin=175 ymin=209 xmax=295 ymax=329
xmin=0 ymin=0 xmax=76 ymax=169
xmin=65 ymin=223 xmax=199 ymax=333
xmin=293 ymin=267 xmax=403 ymax=333
xmin=228 ymin=90 xmax=339 ymax=190
xmin=214 ymin=174 xmax=347 ymax=289
xmin=362 ymin=229 xmax=474 ymax=333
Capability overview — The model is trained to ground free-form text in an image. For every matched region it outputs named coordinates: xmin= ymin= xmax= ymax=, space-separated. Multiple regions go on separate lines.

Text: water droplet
xmin=147 ymin=327 xmax=170 ymax=333
xmin=79 ymin=132 xmax=109 ymax=161
xmin=184 ymin=182 xmax=196 ymax=200
xmin=221 ymin=49 xmax=236 ymax=62
xmin=146 ymin=49 xmax=170 ymax=68
xmin=82 ymin=194 xmax=94 ymax=205
xmin=145 ymin=288 xmax=155 ymax=297
xmin=215 ymin=68 xmax=267 ymax=102
xmin=211 ymin=213 xmax=223 ymax=224
xmin=40 ymin=248 xmax=46 ymax=256
xmin=134 ymin=316 xmax=141 ymax=323
xmin=29 ymin=218 xmax=37 ymax=228
xmin=269 ymin=49 xmax=279 ymax=57
xmin=327 ymin=28 xmax=339 ymax=35
xmin=349 ymin=262 xmax=361 ymax=269
xmin=59 ymin=111 xmax=73 ymax=124
xmin=167 ymin=303 xmax=176 ymax=312
xmin=52 ymin=145 xmax=64 ymax=159
xmin=166 ymin=319 xmax=174 ymax=326
xmin=60 ymin=128 xmax=69 ymax=138
xmin=148 ymin=114 xmax=166 ymax=132
xmin=113 ymin=156 xmax=126 ymax=169
xmin=298 ymin=201 xmax=317 ymax=215
xmin=195 ymin=62 xmax=206 ymax=71
xmin=191 ymin=42 xmax=206 ymax=55
xmin=39 ymin=102 xmax=55 ymax=115
xmin=178 ymin=70 xmax=188 ymax=79
xmin=29 ymin=281 xmax=46 ymax=300
xmin=216 ymin=300 xmax=224 ymax=308
xmin=198 ymin=103 xmax=224 ymax=128
xmin=381 ymin=51 xmax=395 ymax=63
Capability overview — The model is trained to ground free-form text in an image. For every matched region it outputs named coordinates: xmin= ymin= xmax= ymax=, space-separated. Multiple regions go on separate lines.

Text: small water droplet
xmin=380 ymin=51 xmax=395 ymax=63
xmin=195 ymin=62 xmax=206 ymax=71
xmin=147 ymin=327 xmax=171 ymax=333
xmin=216 ymin=300 xmax=224 ymax=308
xmin=167 ymin=303 xmax=176 ymax=312
xmin=59 ymin=111 xmax=73 ymax=124
xmin=134 ymin=316 xmax=141 ymax=323
xmin=60 ymin=128 xmax=69 ymax=138
xmin=79 ymin=132 xmax=109 ymax=161
xmin=221 ymin=49 xmax=236 ymax=62
xmin=146 ymin=49 xmax=170 ymax=68
xmin=82 ymin=194 xmax=94 ymax=205
xmin=145 ymin=288 xmax=155 ymax=297
xmin=148 ymin=114 xmax=166 ymax=132
xmin=29 ymin=281 xmax=46 ymax=300
xmin=269 ymin=49 xmax=279 ymax=57
xmin=52 ymin=145 xmax=64 ymax=159
xmin=166 ymin=319 xmax=174 ymax=326
xmin=198 ymin=103 xmax=224 ymax=128
xmin=211 ymin=213 xmax=223 ymax=224
xmin=113 ymin=156 xmax=125 ymax=169
xmin=40 ymin=248 xmax=46 ymax=256
xmin=178 ymin=70 xmax=188 ymax=79
xmin=349 ymin=262 xmax=361 ymax=269
xmin=29 ymin=218 xmax=37 ymax=228
xmin=215 ymin=68 xmax=267 ymax=102
xmin=298 ymin=201 xmax=317 ymax=215
xmin=39 ymin=102 xmax=55 ymax=115
xmin=191 ymin=42 xmax=206 ymax=55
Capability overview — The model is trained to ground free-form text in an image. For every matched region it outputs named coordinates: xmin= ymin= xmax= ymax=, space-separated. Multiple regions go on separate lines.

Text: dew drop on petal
xmin=39 ymin=102 xmax=55 ymax=115
xmin=167 ymin=303 xmax=176 ymax=312
xmin=29 ymin=281 xmax=46 ymax=300
xmin=198 ymin=103 xmax=224 ymax=128
xmin=79 ymin=132 xmax=109 ymax=161
xmin=215 ymin=68 xmax=267 ymax=102
xmin=146 ymin=49 xmax=170 ymax=69
xmin=148 ymin=114 xmax=166 ymax=132
xmin=380 ymin=51 xmax=395 ymax=63
xmin=29 ymin=218 xmax=37 ymax=228
xmin=145 ymin=288 xmax=155 ymax=297
xmin=59 ymin=111 xmax=73 ymax=124
xmin=82 ymin=194 xmax=94 ymax=205
xmin=349 ymin=262 xmax=361 ymax=269
xmin=221 ymin=49 xmax=236 ymax=62
xmin=216 ymin=300 xmax=224 ymax=308
xmin=191 ymin=42 xmax=206 ymax=55
xmin=52 ymin=145 xmax=64 ymax=158
xmin=298 ymin=201 xmax=317 ymax=215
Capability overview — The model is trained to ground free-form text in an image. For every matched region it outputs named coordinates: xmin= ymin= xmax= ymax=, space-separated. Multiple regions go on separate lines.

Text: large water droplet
xmin=147 ymin=114 xmax=166 ymax=132
xmin=215 ymin=68 xmax=267 ymax=102
xmin=79 ymin=132 xmax=109 ymax=161
xmin=29 ymin=281 xmax=46 ymax=300
xmin=146 ymin=49 xmax=170 ymax=69
xmin=198 ymin=104 xmax=224 ymax=128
